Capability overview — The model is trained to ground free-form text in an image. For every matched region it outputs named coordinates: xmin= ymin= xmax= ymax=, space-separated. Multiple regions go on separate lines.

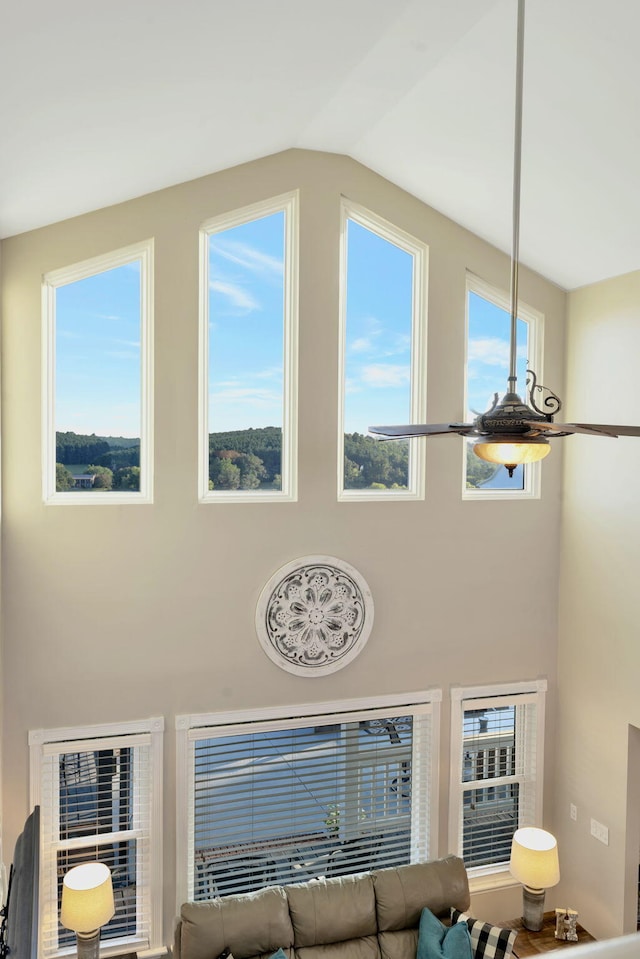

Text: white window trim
xmin=175 ymin=689 xmax=441 ymax=909
xmin=198 ymin=191 xmax=299 ymax=503
xmin=463 ymin=272 xmax=544 ymax=501
xmin=42 ymin=239 xmax=154 ymax=506
xmin=448 ymin=679 xmax=547 ymax=892
xmin=29 ymin=717 xmax=164 ymax=959
xmin=338 ymin=198 xmax=428 ymax=502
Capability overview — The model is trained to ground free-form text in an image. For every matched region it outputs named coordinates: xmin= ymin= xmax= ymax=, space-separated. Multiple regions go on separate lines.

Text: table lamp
xmin=509 ymin=827 xmax=560 ymax=931
xmin=61 ymin=862 xmax=115 ymax=959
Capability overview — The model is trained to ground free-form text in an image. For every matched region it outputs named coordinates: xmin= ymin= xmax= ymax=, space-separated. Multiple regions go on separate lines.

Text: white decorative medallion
xmin=255 ymin=555 xmax=374 ymax=676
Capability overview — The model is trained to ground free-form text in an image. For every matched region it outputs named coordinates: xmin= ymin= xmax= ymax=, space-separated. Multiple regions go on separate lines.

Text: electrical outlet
xmin=590 ymin=818 xmax=609 ymax=845
xmin=570 ymin=803 xmax=577 ymax=821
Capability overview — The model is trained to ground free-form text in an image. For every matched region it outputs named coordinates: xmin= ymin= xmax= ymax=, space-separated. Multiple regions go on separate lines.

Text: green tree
xmin=86 ymin=465 xmax=114 ymax=490
xmin=114 ymin=466 xmax=141 ymax=490
xmin=56 ymin=463 xmax=75 ymax=491
xmin=55 ymin=431 xmax=110 ymax=465
xmin=214 ymin=458 xmax=241 ymax=489
xmin=465 ymin=445 xmax=499 ymax=488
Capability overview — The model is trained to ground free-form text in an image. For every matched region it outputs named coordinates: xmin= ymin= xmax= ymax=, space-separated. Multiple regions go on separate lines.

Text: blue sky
xmin=56 ymin=261 xmax=141 ymax=437
xmin=344 ymin=220 xmax=413 ymax=434
xmin=55 ymin=217 xmax=527 ymax=460
xmin=208 ymin=211 xmax=285 ymax=433
xmin=467 ymin=291 xmax=528 ymax=417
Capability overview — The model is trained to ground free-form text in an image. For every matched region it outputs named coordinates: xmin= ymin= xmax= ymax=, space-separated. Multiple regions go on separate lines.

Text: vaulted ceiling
xmin=2 ymin=0 xmax=639 ymax=289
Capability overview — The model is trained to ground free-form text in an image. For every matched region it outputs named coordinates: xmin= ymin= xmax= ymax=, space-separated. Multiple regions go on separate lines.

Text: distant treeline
xmin=55 ymin=427 xmax=496 ymax=491
xmin=56 ymin=431 xmax=140 ymax=468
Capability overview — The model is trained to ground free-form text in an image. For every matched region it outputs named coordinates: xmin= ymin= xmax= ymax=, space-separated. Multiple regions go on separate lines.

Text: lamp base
xmin=76 ymin=930 xmax=100 ymax=959
xmin=521 ymin=886 xmax=546 ymax=932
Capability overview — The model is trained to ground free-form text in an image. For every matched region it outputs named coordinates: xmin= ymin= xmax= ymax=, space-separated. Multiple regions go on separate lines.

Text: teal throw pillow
xmin=268 ymin=951 xmax=287 ymax=959
xmin=417 ymin=906 xmax=473 ymax=959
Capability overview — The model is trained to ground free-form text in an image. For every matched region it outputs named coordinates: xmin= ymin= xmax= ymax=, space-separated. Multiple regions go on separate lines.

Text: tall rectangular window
xmin=30 ymin=718 xmax=163 ymax=959
xmin=199 ymin=192 xmax=299 ymax=502
xmin=176 ymin=693 xmax=439 ymax=903
xmin=339 ymin=200 xmax=427 ymax=500
xmin=449 ymin=682 xmax=546 ymax=883
xmin=42 ymin=240 xmax=154 ymax=504
xmin=464 ymin=274 xmax=542 ymax=498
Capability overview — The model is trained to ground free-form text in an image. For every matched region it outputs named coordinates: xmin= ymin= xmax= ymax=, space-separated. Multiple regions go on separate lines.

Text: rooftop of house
xmin=3 ymin=0 xmax=640 ymax=290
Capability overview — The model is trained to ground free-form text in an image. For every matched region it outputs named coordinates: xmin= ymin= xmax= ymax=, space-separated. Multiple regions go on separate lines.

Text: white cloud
xmin=345 ymin=378 xmax=362 ymax=395
xmin=210 ymin=238 xmax=283 ymax=277
xmin=361 ymin=364 xmax=410 ymax=388
xmin=209 ymin=279 xmax=259 ymax=312
xmin=253 ymin=366 xmax=282 ymax=381
xmin=211 ymin=386 xmax=281 ymax=407
xmin=467 ymin=337 xmax=510 ymax=367
xmin=392 ymin=333 xmax=411 ymax=353
xmin=349 ymin=337 xmax=373 ymax=353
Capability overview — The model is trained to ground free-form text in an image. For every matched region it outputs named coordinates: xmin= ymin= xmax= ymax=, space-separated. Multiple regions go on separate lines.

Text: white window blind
xmin=30 ymin=721 xmax=163 ymax=959
xmin=449 ymin=683 xmax=546 ymax=877
xmin=178 ymin=695 xmax=438 ymax=902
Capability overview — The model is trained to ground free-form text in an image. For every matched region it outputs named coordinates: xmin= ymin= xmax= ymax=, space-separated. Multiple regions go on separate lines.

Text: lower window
xmin=449 ymin=681 xmax=546 ymax=880
xmin=177 ymin=693 xmax=439 ymax=901
xmin=29 ymin=719 xmax=163 ymax=959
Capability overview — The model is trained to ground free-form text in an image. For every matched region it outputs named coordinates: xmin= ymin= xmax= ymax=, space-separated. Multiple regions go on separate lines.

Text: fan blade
xmin=368 ymin=423 xmax=473 ymax=438
xmin=522 ymin=420 xmax=635 ymax=438
xmin=574 ymin=423 xmax=640 ymax=437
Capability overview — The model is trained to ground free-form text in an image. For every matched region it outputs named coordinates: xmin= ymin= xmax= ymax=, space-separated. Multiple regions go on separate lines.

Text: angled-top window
xmin=339 ymin=200 xmax=427 ymax=500
xmin=43 ymin=240 xmax=154 ymax=504
xmin=200 ymin=192 xmax=299 ymax=502
xmin=464 ymin=274 xmax=543 ymax=498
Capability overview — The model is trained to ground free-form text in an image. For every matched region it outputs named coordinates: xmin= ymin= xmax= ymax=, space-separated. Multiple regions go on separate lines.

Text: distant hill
xmin=97 ymin=435 xmax=140 ymax=449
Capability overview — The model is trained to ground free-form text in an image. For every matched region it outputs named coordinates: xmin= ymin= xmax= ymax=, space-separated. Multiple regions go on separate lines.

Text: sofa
xmin=174 ymin=855 xmax=470 ymax=959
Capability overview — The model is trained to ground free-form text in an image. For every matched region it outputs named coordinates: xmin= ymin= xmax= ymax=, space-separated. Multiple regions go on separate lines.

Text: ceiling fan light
xmin=473 ymin=438 xmax=551 ymax=473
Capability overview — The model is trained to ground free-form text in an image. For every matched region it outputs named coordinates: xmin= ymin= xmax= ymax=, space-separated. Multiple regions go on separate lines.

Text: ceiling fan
xmin=369 ymin=0 xmax=640 ymax=477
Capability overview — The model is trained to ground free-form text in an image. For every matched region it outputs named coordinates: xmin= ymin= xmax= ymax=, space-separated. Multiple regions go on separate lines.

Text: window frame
xmin=175 ymin=690 xmax=441 ymax=908
xmin=42 ymin=239 xmax=154 ymax=506
xmin=198 ymin=191 xmax=299 ymax=503
xmin=29 ymin=717 xmax=164 ymax=959
xmin=448 ymin=679 xmax=547 ymax=892
xmin=463 ymin=272 xmax=544 ymax=501
xmin=338 ymin=198 xmax=428 ymax=502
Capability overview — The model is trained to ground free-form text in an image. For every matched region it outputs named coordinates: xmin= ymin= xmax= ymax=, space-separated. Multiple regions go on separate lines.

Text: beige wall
xmin=0 ymin=149 xmax=566 ymax=940
xmin=556 ymin=270 xmax=640 ymax=939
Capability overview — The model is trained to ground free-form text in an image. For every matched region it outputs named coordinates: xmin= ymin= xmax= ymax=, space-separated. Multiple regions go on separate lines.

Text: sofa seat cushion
xmin=179 ymin=887 xmax=295 ymax=959
xmin=377 ymin=928 xmax=418 ymax=959
xmin=374 ymin=858 xmax=470 ymax=933
xmin=295 ymin=935 xmax=380 ymax=959
xmin=286 ymin=875 xmax=376 ymax=946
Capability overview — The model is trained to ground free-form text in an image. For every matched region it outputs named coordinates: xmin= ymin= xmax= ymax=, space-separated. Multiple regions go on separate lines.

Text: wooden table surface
xmin=499 ymin=911 xmax=596 ymax=956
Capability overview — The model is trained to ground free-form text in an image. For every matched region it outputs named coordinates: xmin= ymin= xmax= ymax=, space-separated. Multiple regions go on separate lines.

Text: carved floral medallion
xmin=255 ymin=555 xmax=374 ymax=676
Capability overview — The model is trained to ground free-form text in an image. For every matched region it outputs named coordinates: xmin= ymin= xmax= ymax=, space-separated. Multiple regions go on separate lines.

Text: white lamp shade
xmin=510 ymin=827 xmax=560 ymax=890
xmin=60 ymin=863 xmax=115 ymax=932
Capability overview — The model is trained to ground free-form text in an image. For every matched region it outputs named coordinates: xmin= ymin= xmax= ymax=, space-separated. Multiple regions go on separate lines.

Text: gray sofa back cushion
xmin=374 ymin=859 xmax=469 ymax=931
xmin=175 ymin=856 xmax=470 ymax=959
xmin=179 ymin=886 xmax=295 ymax=959
xmin=287 ymin=875 xmax=377 ymax=946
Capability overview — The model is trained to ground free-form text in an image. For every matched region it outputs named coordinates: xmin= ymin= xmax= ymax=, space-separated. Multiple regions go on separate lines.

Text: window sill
xmin=468 ymin=869 xmax=520 ymax=894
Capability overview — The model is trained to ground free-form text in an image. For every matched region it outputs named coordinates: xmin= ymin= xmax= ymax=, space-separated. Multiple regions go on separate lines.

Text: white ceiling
xmin=2 ymin=0 xmax=639 ymax=290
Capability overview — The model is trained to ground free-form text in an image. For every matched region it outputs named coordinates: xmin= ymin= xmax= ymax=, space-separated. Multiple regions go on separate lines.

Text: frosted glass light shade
xmin=61 ymin=863 xmax=115 ymax=932
xmin=473 ymin=440 xmax=551 ymax=468
xmin=510 ymin=827 xmax=560 ymax=890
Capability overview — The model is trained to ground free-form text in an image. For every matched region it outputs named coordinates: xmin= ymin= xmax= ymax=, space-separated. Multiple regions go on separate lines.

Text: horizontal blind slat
xmin=188 ymin=711 xmax=430 ymax=900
